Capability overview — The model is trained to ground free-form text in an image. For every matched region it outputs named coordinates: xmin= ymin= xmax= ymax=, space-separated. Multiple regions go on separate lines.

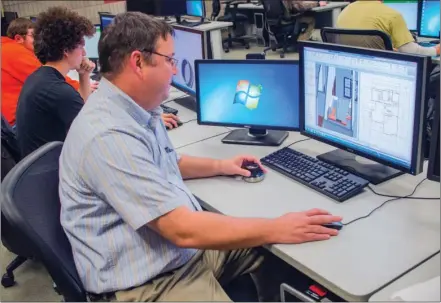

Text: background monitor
xmin=30 ymin=16 xmax=37 ymax=22
xmin=383 ymin=0 xmax=418 ymax=31
xmin=170 ymin=27 xmax=204 ymax=111
xmin=186 ymin=0 xmax=205 ymax=18
xmin=84 ymin=25 xmax=101 ymax=59
xmin=99 ymin=14 xmax=115 ymax=32
xmin=299 ymin=41 xmax=428 ymax=184
xmin=196 ymin=59 xmax=300 ymax=146
xmin=126 ymin=0 xmax=185 ymax=16
xmin=418 ymin=0 xmax=440 ymax=39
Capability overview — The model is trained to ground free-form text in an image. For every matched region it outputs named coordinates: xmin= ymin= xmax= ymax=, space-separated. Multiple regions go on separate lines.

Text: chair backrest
xmin=261 ymin=0 xmax=287 ymax=23
xmin=321 ymin=27 xmax=394 ymax=51
xmin=1 ymin=142 xmax=87 ymax=302
xmin=212 ymin=0 xmax=221 ymax=19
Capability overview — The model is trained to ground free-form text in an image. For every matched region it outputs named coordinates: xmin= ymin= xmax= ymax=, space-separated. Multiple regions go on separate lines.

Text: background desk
xmin=174 ymin=132 xmax=440 ymax=302
xmin=172 ymin=21 xmax=233 ymax=59
xmin=369 ymin=253 xmax=440 ymax=301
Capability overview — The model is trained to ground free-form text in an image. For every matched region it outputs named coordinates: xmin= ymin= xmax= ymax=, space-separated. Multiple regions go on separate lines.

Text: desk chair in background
xmin=1 ymin=142 xmax=87 ymax=301
xmin=320 ymin=27 xmax=394 ymax=50
xmin=261 ymin=0 xmax=309 ymax=58
xmin=212 ymin=0 xmax=251 ymax=52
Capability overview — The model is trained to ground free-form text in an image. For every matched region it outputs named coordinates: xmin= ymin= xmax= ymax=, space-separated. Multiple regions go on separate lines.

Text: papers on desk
xmin=391 ymin=276 xmax=440 ymax=301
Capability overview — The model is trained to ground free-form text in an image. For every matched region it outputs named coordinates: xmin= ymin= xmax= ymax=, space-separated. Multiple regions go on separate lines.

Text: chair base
xmin=222 ymin=35 xmax=251 ymax=53
xmin=1 ymin=255 xmax=27 ymax=288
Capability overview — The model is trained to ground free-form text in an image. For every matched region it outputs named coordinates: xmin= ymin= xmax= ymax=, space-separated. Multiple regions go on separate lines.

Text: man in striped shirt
xmin=59 ymin=12 xmax=342 ymax=302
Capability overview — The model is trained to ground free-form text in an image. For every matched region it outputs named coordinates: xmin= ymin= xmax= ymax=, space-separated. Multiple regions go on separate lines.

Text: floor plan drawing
xmin=368 ymin=86 xmax=400 ymax=137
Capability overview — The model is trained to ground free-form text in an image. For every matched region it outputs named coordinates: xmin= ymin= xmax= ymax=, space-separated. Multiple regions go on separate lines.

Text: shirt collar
xmin=99 ymin=77 xmax=163 ymax=129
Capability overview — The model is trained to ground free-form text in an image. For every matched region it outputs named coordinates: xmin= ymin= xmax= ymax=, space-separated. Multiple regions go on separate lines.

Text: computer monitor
xmin=299 ymin=41 xmax=429 ymax=184
xmin=383 ymin=0 xmax=418 ymax=31
xmin=99 ymin=14 xmax=115 ymax=32
xmin=427 ymin=90 xmax=440 ymax=182
xmin=170 ymin=27 xmax=205 ymax=111
xmin=186 ymin=0 xmax=205 ymax=18
xmin=30 ymin=16 xmax=37 ymax=22
xmin=418 ymin=0 xmax=440 ymax=39
xmin=84 ymin=25 xmax=101 ymax=59
xmin=196 ymin=60 xmax=301 ymax=146
xmin=126 ymin=0 xmax=185 ymax=17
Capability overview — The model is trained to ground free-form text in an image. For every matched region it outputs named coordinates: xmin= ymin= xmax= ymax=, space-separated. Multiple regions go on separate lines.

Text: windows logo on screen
xmin=233 ymin=80 xmax=263 ymax=110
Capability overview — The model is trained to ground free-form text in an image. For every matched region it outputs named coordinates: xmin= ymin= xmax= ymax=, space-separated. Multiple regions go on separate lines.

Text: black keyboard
xmin=160 ymin=104 xmax=178 ymax=115
xmin=261 ymin=147 xmax=369 ymax=202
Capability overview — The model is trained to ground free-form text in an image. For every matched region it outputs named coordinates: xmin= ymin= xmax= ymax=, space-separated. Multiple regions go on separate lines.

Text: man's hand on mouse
xmin=218 ymin=155 xmax=267 ymax=177
xmin=162 ymin=113 xmax=179 ymax=129
xmin=271 ymin=208 xmax=343 ymax=244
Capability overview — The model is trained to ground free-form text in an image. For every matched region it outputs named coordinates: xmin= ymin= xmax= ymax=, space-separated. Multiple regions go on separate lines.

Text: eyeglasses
xmin=140 ymin=49 xmax=178 ymax=67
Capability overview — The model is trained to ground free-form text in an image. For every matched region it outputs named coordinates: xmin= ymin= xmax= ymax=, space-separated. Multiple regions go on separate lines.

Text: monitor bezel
xmin=417 ymin=0 xmax=440 ymax=39
xmin=383 ymin=0 xmax=418 ymax=32
xmin=427 ymin=89 xmax=440 ymax=182
xmin=99 ymin=13 xmax=115 ymax=32
xmin=298 ymin=41 xmax=429 ymax=176
xmin=195 ymin=59 xmax=301 ymax=132
xmin=170 ymin=26 xmax=205 ymax=96
xmin=186 ymin=0 xmax=205 ymax=18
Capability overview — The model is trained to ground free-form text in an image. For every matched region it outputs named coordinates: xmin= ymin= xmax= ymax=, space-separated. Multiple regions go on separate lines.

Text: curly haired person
xmin=15 ymin=6 xmax=96 ymax=158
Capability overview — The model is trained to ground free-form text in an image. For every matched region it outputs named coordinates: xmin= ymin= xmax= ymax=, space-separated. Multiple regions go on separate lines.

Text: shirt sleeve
xmin=389 ymin=14 xmax=415 ymax=49
xmin=50 ymin=83 xmax=84 ymax=132
xmin=80 ymin=130 xmax=186 ymax=231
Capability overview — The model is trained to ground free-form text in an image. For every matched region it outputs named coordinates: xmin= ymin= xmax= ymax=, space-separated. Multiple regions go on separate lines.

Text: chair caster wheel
xmin=2 ymin=273 xmax=15 ymax=288
xmin=245 ymin=44 xmax=250 ymax=49
xmin=280 ymin=53 xmax=285 ymax=58
xmin=224 ymin=48 xmax=230 ymax=53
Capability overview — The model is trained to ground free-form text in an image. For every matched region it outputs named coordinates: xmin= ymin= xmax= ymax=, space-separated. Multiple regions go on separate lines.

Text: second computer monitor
xmin=418 ymin=0 xmax=440 ymax=39
xmin=99 ymin=14 xmax=114 ymax=32
xmin=196 ymin=60 xmax=300 ymax=146
xmin=299 ymin=41 xmax=429 ymax=184
xmin=383 ymin=0 xmax=418 ymax=31
xmin=84 ymin=25 xmax=101 ymax=59
xmin=186 ymin=0 xmax=205 ymax=18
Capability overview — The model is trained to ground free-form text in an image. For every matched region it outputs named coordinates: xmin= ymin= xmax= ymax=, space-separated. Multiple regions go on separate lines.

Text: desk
xmin=369 ymin=253 xmax=440 ymax=301
xmin=172 ymin=21 xmax=233 ymax=59
xmin=176 ymin=133 xmax=440 ymax=301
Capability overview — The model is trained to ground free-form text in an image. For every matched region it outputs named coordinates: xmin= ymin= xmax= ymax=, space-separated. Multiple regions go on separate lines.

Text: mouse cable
xmin=286 ymin=138 xmax=311 ymax=148
xmin=344 ymin=178 xmax=432 ymax=226
xmin=176 ymin=130 xmax=232 ymax=150
xmin=367 ymin=183 xmax=440 ymax=200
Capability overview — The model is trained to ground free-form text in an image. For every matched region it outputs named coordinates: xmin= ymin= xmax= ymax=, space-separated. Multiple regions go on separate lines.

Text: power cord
xmin=344 ymin=178 xmax=438 ymax=226
xmin=181 ymin=118 xmax=197 ymax=124
xmin=285 ymin=138 xmax=311 ymax=148
xmin=367 ymin=183 xmax=440 ymax=200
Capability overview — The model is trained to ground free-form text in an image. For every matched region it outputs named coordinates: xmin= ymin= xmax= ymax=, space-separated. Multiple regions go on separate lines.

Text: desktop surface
xmin=197 ymin=61 xmax=300 ymax=130
xmin=383 ymin=0 xmax=418 ymax=31
xmin=419 ymin=0 xmax=440 ymax=38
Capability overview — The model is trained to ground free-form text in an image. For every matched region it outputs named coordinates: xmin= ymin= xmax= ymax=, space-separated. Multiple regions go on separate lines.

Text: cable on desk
xmin=176 ymin=130 xmax=232 ymax=150
xmin=286 ymin=138 xmax=311 ymax=148
xmin=367 ymin=183 xmax=440 ymax=200
xmin=344 ymin=178 xmax=432 ymax=226
xmin=181 ymin=118 xmax=197 ymax=124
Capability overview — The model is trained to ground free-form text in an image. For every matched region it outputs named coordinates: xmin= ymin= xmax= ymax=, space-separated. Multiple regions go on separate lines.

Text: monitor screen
xmin=30 ymin=16 xmax=37 ymax=22
xmin=84 ymin=25 xmax=100 ymax=59
xmin=100 ymin=15 xmax=114 ymax=30
xmin=383 ymin=0 xmax=418 ymax=31
xmin=419 ymin=0 xmax=440 ymax=38
xmin=171 ymin=28 xmax=204 ymax=95
xmin=300 ymin=43 xmax=427 ymax=174
xmin=196 ymin=60 xmax=300 ymax=130
xmin=186 ymin=0 xmax=204 ymax=17
xmin=126 ymin=0 xmax=158 ymax=14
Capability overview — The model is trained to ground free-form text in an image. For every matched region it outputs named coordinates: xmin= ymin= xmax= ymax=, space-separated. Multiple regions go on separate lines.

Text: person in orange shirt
xmin=1 ymin=18 xmax=96 ymax=126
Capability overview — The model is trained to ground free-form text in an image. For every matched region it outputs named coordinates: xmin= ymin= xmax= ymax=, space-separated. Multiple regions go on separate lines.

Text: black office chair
xmin=321 ymin=27 xmax=394 ymax=50
xmin=212 ymin=0 xmax=251 ymax=52
xmin=1 ymin=142 xmax=87 ymax=301
xmin=261 ymin=0 xmax=308 ymax=58
xmin=1 ymin=115 xmax=30 ymax=288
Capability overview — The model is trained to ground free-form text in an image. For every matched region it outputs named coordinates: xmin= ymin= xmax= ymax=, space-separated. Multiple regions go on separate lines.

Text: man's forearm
xmin=154 ymin=208 xmax=275 ymax=250
xmin=78 ymin=74 xmax=91 ymax=101
xmin=178 ymin=155 xmax=222 ymax=179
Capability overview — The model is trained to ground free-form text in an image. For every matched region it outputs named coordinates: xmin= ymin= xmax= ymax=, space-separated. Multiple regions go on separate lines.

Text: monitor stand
xmin=173 ymin=95 xmax=197 ymax=112
xmin=221 ymin=128 xmax=288 ymax=146
xmin=316 ymin=149 xmax=404 ymax=185
xmin=175 ymin=15 xmax=209 ymax=27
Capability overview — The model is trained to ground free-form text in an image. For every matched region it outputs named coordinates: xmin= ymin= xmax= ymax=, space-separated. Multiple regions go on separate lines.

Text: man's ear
xmin=13 ymin=34 xmax=24 ymax=43
xmin=129 ymin=51 xmax=144 ymax=74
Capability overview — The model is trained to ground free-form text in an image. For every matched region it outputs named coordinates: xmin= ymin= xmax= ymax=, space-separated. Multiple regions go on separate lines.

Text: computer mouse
xmin=322 ymin=222 xmax=343 ymax=230
xmin=241 ymin=161 xmax=265 ymax=183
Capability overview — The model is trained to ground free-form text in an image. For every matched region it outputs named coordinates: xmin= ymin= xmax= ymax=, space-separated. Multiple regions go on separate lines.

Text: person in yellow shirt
xmin=337 ymin=0 xmax=440 ymax=56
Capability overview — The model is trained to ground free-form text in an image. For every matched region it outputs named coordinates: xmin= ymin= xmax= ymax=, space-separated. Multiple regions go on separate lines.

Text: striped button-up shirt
xmin=59 ymin=78 xmax=201 ymax=294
